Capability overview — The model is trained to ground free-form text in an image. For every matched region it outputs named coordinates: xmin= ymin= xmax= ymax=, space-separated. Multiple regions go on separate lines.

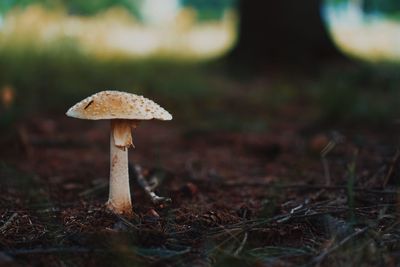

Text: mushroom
xmin=66 ymin=90 xmax=172 ymax=215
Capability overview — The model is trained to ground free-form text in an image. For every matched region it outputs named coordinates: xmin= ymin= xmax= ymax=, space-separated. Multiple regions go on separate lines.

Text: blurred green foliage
xmin=326 ymin=0 xmax=400 ymax=18
xmin=0 ymin=0 xmax=141 ymax=16
xmin=363 ymin=0 xmax=400 ymax=17
xmin=2 ymin=37 xmax=400 ymax=131
xmin=0 ymin=39 xmax=229 ymax=130
xmin=313 ymin=64 xmax=400 ymax=124
xmin=182 ymin=0 xmax=236 ymax=20
xmin=1 ymin=30 xmax=400 ymax=131
xmin=64 ymin=0 xmax=141 ymax=16
xmin=0 ymin=0 xmax=237 ymax=20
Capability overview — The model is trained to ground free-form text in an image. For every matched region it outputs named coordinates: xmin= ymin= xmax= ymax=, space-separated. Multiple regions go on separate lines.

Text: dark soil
xmin=1 ymin=111 xmax=400 ymax=266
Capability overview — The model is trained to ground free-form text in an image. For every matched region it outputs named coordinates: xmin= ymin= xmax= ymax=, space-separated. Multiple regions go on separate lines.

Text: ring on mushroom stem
xmin=111 ymin=119 xmax=137 ymax=149
xmin=66 ymin=90 xmax=172 ymax=216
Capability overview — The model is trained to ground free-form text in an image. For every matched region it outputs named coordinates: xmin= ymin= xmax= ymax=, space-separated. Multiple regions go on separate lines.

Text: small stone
xmin=180 ymin=182 xmax=198 ymax=197
xmin=145 ymin=209 xmax=160 ymax=218
xmin=142 ymin=209 xmax=160 ymax=223
xmin=236 ymin=205 xmax=253 ymax=220
xmin=309 ymin=134 xmax=329 ymax=154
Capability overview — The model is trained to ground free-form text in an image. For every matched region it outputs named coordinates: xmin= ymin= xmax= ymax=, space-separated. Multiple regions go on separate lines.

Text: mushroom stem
xmin=106 ymin=120 xmax=133 ymax=216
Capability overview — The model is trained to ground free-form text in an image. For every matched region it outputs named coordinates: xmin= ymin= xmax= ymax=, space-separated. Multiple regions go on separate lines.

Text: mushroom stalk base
xmin=106 ymin=121 xmax=133 ymax=216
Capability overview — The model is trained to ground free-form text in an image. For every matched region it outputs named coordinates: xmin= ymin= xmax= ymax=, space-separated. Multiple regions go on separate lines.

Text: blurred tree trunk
xmin=230 ymin=0 xmax=344 ymax=67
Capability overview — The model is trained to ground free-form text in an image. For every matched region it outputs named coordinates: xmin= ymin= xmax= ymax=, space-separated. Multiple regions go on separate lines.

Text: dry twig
xmin=320 ymin=131 xmax=345 ymax=186
xmin=131 ymin=164 xmax=171 ymax=205
xmin=233 ymin=232 xmax=248 ymax=256
xmin=383 ymin=149 xmax=400 ymax=187
xmin=0 ymin=213 xmax=18 ymax=233
xmin=312 ymin=227 xmax=369 ymax=266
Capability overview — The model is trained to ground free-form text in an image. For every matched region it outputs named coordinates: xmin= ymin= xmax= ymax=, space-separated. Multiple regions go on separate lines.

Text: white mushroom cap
xmin=66 ymin=90 xmax=172 ymax=121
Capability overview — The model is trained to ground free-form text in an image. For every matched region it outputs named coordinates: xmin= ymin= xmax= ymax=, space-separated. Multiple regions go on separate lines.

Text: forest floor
xmin=1 ymin=63 xmax=400 ymax=266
